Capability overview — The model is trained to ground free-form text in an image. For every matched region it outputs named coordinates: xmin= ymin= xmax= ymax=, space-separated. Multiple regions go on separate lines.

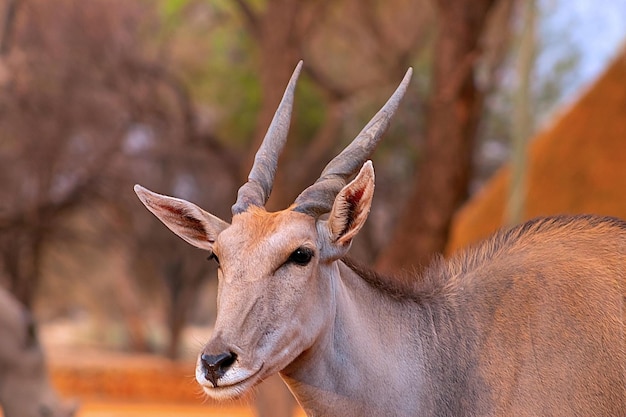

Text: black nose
xmin=201 ymin=351 xmax=237 ymax=386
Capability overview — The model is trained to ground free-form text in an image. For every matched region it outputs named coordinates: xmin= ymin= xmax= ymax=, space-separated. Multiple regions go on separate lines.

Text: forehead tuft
xmin=220 ymin=206 xmax=316 ymax=251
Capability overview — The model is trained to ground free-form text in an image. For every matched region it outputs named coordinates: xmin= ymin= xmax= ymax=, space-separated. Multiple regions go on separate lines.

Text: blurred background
xmin=0 ymin=0 xmax=625 ymax=415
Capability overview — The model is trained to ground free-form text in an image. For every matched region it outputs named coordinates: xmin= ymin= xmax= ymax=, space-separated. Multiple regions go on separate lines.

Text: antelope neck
xmin=281 ymin=261 xmax=429 ymax=417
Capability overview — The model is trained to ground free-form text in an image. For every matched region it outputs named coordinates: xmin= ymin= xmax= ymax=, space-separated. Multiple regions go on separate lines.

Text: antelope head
xmin=134 ymin=61 xmax=412 ymax=399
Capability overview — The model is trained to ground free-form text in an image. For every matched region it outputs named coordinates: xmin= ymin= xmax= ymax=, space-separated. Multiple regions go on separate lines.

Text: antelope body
xmin=135 ymin=62 xmax=626 ymax=416
xmin=0 ymin=287 xmax=76 ymax=417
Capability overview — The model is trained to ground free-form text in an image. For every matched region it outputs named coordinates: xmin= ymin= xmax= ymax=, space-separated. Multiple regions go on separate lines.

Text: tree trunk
xmin=0 ymin=227 xmax=44 ymax=308
xmin=240 ymin=0 xmax=302 ymax=182
xmin=376 ymin=0 xmax=501 ymax=275
xmin=507 ymin=0 xmax=536 ymax=226
xmin=163 ymin=258 xmax=207 ymax=360
xmin=0 ymin=0 xmax=19 ymax=56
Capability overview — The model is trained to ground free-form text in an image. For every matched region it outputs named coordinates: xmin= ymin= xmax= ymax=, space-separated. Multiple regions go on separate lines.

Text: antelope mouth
xmin=196 ymin=363 xmax=265 ymax=400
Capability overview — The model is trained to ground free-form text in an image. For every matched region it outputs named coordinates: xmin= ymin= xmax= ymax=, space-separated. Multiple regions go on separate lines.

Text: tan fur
xmin=232 ymin=206 xmax=296 ymax=247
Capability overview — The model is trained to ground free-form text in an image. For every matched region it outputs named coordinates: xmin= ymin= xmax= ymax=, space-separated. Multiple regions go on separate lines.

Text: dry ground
xmin=47 ymin=349 xmax=294 ymax=417
xmin=2 ymin=402 xmax=306 ymax=417
xmin=77 ymin=402 xmax=265 ymax=417
xmin=27 ymin=318 xmax=307 ymax=417
xmin=44 ymin=344 xmax=305 ymax=417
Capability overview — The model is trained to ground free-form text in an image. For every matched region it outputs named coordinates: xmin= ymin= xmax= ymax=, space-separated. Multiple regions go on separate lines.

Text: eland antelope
xmin=135 ymin=61 xmax=626 ymax=416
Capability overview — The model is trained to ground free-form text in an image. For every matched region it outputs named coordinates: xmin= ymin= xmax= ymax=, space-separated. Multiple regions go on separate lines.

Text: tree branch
xmin=0 ymin=0 xmax=19 ymax=56
xmin=232 ymin=0 xmax=261 ymax=38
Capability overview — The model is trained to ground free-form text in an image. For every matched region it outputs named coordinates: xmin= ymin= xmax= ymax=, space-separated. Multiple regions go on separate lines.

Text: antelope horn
xmin=232 ymin=61 xmax=303 ymax=215
xmin=293 ymin=67 xmax=413 ymax=217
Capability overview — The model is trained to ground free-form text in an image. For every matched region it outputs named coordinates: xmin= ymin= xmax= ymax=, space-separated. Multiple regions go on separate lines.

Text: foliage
xmin=477 ymin=0 xmax=584 ymax=187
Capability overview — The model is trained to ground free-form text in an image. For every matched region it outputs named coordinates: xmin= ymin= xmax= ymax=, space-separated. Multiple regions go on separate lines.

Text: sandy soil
xmin=0 ymin=401 xmax=304 ymax=417
xmin=44 ymin=347 xmax=305 ymax=417
xmin=32 ymin=323 xmax=306 ymax=417
xmin=80 ymin=402 xmax=308 ymax=417
xmin=78 ymin=401 xmax=268 ymax=417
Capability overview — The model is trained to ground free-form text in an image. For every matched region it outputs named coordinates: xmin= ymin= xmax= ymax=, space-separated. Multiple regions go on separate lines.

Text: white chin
xmin=196 ymin=365 xmax=264 ymax=400
xmin=201 ymin=382 xmax=250 ymax=400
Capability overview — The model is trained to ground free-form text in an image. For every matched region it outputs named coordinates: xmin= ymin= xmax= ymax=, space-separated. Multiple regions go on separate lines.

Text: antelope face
xmin=196 ymin=208 xmax=330 ymax=398
xmin=134 ymin=161 xmax=375 ymax=399
xmin=134 ymin=61 xmax=411 ymax=399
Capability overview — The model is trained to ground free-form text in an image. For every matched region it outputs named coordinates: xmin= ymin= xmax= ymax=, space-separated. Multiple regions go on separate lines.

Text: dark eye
xmin=287 ymin=247 xmax=313 ymax=266
xmin=207 ymin=253 xmax=220 ymax=266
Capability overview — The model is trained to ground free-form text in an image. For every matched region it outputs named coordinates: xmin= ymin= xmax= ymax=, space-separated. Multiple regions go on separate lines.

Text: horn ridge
xmin=293 ymin=67 xmax=413 ymax=217
xmin=232 ymin=60 xmax=304 ymax=215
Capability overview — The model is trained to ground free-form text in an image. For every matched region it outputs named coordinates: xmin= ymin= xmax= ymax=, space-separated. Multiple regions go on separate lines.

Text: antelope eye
xmin=207 ymin=253 xmax=220 ymax=265
xmin=288 ymin=247 xmax=313 ymax=266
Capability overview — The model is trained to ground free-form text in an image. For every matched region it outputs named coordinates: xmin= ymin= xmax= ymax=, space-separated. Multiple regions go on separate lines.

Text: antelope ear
xmin=326 ymin=161 xmax=375 ymax=248
xmin=134 ymin=185 xmax=229 ymax=251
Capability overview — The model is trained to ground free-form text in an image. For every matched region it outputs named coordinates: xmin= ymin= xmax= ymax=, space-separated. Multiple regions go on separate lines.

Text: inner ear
xmin=134 ymin=185 xmax=230 ymax=251
xmin=327 ymin=161 xmax=375 ymax=246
